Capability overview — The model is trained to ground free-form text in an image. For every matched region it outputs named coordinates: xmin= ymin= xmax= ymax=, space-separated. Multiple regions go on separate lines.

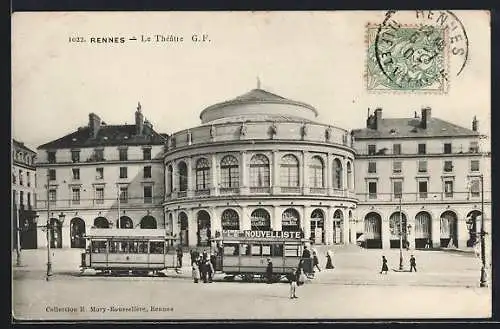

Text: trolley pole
xmin=479 ymin=174 xmax=488 ymax=287
xmin=46 ymin=173 xmax=52 ymax=281
xmin=398 ymin=195 xmax=403 ymax=271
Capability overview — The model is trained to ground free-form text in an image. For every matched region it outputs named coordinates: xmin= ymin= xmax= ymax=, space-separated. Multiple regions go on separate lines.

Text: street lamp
xmin=34 ymin=211 xmax=66 ymax=281
xmin=398 ymin=195 xmax=403 ymax=271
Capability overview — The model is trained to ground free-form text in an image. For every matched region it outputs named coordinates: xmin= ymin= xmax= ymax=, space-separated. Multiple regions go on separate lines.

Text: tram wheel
xmin=272 ymin=274 xmax=282 ymax=283
xmin=242 ymin=274 xmax=254 ymax=282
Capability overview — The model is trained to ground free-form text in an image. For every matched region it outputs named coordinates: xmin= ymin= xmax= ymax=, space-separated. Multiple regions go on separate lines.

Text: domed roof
xmin=199 ymin=88 xmax=319 ymax=124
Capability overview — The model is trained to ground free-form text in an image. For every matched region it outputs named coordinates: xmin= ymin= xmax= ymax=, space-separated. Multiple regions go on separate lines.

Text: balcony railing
xmin=177 ymin=191 xmax=187 ymax=198
xmin=35 ymin=196 xmax=165 ymax=209
xmin=356 ymin=191 xmax=491 ymax=203
xmin=220 ymin=187 xmax=239 ymax=195
xmin=280 ymin=187 xmax=301 ymax=194
xmin=195 ymin=189 xmax=211 ymax=197
xmin=250 ymin=187 xmax=271 ymax=194
xmin=310 ymin=187 xmax=327 ymax=194
xmin=355 ymin=148 xmax=489 ymax=156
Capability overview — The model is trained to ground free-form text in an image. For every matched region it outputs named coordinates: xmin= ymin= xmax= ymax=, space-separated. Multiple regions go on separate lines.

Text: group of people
xmin=190 ymin=249 xmax=216 ymax=283
xmin=380 ymin=254 xmax=417 ymax=274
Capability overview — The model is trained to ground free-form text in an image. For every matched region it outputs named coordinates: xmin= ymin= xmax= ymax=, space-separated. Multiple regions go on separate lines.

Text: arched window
xmin=221 ymin=209 xmax=240 ymax=230
xmin=250 ymin=154 xmax=270 ymax=187
xmin=389 ymin=212 xmax=408 ymax=239
xmin=309 ymin=156 xmax=324 ymax=188
xmin=280 ymin=154 xmax=299 ymax=187
xmin=250 ymin=208 xmax=271 ymax=231
xmin=167 ymin=165 xmax=173 ymax=194
xmin=195 ymin=158 xmax=210 ymax=190
xmin=177 ymin=161 xmax=188 ymax=192
xmin=282 ymin=208 xmax=300 ymax=231
xmin=220 ymin=155 xmax=239 ymax=188
xmin=140 ymin=216 xmax=157 ymax=229
xmin=347 ymin=161 xmax=353 ymax=190
xmin=333 ymin=158 xmax=343 ymax=189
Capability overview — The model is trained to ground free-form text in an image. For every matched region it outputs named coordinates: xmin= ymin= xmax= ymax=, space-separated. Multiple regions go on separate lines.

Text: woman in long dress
xmin=380 ymin=255 xmax=389 ymax=274
xmin=325 ymin=250 xmax=334 ymax=269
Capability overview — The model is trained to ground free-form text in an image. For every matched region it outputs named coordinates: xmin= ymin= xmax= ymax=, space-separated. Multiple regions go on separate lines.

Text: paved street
xmin=12 ymin=245 xmax=492 ymax=320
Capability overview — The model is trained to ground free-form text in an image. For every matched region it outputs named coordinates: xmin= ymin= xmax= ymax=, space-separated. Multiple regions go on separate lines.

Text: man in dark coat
xmin=302 ymin=246 xmax=311 ymax=258
xmin=410 ymin=255 xmax=417 ymax=272
xmin=176 ymin=246 xmax=183 ymax=268
xmin=266 ymin=258 xmax=273 ymax=284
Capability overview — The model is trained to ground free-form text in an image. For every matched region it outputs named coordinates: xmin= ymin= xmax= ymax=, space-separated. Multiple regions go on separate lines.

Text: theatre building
xmin=34 ymin=105 xmax=166 ymax=248
xmin=163 ymin=88 xmax=357 ymax=247
xmin=352 ymin=108 xmax=491 ymax=249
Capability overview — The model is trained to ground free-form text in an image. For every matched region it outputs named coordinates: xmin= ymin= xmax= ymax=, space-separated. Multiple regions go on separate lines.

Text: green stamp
xmin=366 ymin=24 xmax=448 ymax=92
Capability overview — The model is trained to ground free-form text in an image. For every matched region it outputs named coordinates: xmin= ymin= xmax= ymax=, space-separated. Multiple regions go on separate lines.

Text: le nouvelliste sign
xmin=221 ymin=230 xmax=302 ymax=240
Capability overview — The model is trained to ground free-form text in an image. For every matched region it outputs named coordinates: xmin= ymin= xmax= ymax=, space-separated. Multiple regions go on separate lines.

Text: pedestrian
xmin=425 ymin=239 xmax=431 ymax=249
xmin=312 ymin=251 xmax=321 ymax=272
xmin=206 ymin=259 xmax=214 ymax=283
xmin=289 ymin=269 xmax=298 ymax=299
xmin=410 ymin=255 xmax=417 ymax=272
xmin=176 ymin=246 xmax=183 ymax=268
xmin=192 ymin=262 xmax=200 ymax=283
xmin=202 ymin=249 xmax=208 ymax=262
xmin=266 ymin=258 xmax=274 ymax=284
xmin=380 ymin=255 xmax=388 ymax=274
xmin=325 ymin=250 xmax=334 ymax=269
xmin=302 ymin=245 xmax=311 ymax=259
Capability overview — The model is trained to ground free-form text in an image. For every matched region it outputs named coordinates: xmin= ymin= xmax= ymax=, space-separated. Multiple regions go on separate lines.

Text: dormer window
xmin=48 ymin=151 xmax=56 ymax=164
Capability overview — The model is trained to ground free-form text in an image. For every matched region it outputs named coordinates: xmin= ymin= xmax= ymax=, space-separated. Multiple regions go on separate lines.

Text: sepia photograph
xmin=11 ymin=10 xmax=491 ymax=321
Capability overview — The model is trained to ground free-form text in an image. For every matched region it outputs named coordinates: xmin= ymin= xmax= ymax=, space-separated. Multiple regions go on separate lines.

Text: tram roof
xmin=84 ymin=228 xmax=175 ymax=239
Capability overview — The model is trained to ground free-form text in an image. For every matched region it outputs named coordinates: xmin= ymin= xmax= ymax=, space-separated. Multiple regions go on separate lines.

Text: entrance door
xmin=70 ymin=218 xmax=86 ymax=248
xmin=314 ymin=228 xmax=323 ymax=244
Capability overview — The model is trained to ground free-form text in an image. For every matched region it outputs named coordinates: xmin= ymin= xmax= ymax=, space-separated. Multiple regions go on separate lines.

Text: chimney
xmin=88 ymin=113 xmax=101 ymax=138
xmin=135 ymin=102 xmax=144 ymax=135
xmin=421 ymin=107 xmax=431 ymax=129
xmin=472 ymin=116 xmax=479 ymax=132
xmin=143 ymin=118 xmax=153 ymax=135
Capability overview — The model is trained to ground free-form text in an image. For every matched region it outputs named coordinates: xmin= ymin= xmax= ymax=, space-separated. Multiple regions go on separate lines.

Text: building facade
xmin=163 ymin=89 xmax=357 ymax=247
xmin=12 ymin=139 xmax=37 ymax=249
xmin=34 ymin=104 xmax=166 ymax=248
xmin=352 ymin=108 xmax=491 ymax=250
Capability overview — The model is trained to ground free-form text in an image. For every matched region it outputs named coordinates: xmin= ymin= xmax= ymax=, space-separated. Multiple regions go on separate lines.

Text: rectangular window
xmin=368 ymin=162 xmax=377 ymax=173
xmin=393 ymin=181 xmax=403 ymax=199
xmin=368 ymin=182 xmax=377 ymax=199
xmin=119 ymin=148 xmax=128 ymax=161
xmin=119 ymin=167 xmax=127 ymax=179
xmin=144 ymin=166 xmax=152 ymax=178
xmin=418 ymin=160 xmax=427 ymax=173
xmin=71 ymin=150 xmax=80 ymax=163
xmin=26 ymin=172 xmax=31 ymax=187
xmin=48 ymin=169 xmax=56 ymax=181
xmin=221 ymin=166 xmax=239 ymax=188
xmin=143 ymin=148 xmax=151 ymax=160
xmin=144 ymin=186 xmax=153 ymax=204
xmin=72 ymin=188 xmax=80 ymax=204
xmin=49 ymin=189 xmax=57 ymax=205
xmin=119 ymin=187 xmax=128 ymax=203
xmin=95 ymin=187 xmax=104 ymax=204
xmin=444 ymin=180 xmax=454 ymax=198
xmin=444 ymin=143 xmax=452 ymax=154
xmin=418 ymin=143 xmax=426 ymax=155
xmin=418 ymin=181 xmax=428 ymax=199
xmin=368 ymin=144 xmax=376 ymax=155
xmin=27 ymin=192 xmax=31 ymax=207
xmin=48 ymin=151 xmax=56 ymax=164
xmin=393 ymin=161 xmax=402 ymax=174
xmin=94 ymin=149 xmax=104 ymax=161
xmin=470 ymin=180 xmax=480 ymax=197
xmin=96 ymin=167 xmax=104 ymax=179
xmin=19 ymin=191 xmax=24 ymax=205
xmin=444 ymin=160 xmax=453 ymax=172
xmin=72 ymin=168 xmax=80 ymax=180
xmin=19 ymin=170 xmax=23 ymax=185
xmin=393 ymin=144 xmax=401 ymax=155
xmin=469 ymin=141 xmax=479 ymax=153
xmin=470 ymin=160 xmax=480 ymax=172
xmin=280 ymin=166 xmax=299 ymax=187
xmin=251 ymin=245 xmax=261 ymax=256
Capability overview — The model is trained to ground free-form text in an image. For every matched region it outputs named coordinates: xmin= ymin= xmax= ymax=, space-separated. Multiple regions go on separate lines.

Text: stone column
xmin=273 ymin=206 xmax=282 ymax=231
xmin=241 ymin=206 xmax=251 ymax=230
xmin=343 ymin=157 xmax=349 ymax=197
xmin=325 ymin=207 xmax=333 ymax=245
xmin=272 ymin=150 xmax=279 ymax=195
xmin=303 ymin=206 xmax=311 ymax=241
xmin=326 ymin=153 xmax=332 ymax=195
xmin=431 ymin=213 xmax=441 ymax=248
xmin=342 ymin=209 xmax=349 ymax=245
xmin=211 ymin=153 xmax=219 ymax=196
xmin=349 ymin=210 xmax=357 ymax=244
xmin=187 ymin=208 xmax=196 ymax=248
xmin=406 ymin=211 xmax=415 ymax=250
xmin=187 ymin=157 xmax=193 ymax=198
xmin=382 ymin=215 xmax=390 ymax=249
xmin=302 ymin=151 xmax=308 ymax=194
xmin=457 ymin=217 xmax=468 ymax=249
xmin=171 ymin=160 xmax=177 ymax=197
xmin=240 ymin=151 xmax=248 ymax=195
xmin=209 ymin=206 xmax=221 ymax=236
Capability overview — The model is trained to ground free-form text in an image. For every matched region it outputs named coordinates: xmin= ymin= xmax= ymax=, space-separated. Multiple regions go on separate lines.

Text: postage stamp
xmin=366 ymin=10 xmax=469 ymax=93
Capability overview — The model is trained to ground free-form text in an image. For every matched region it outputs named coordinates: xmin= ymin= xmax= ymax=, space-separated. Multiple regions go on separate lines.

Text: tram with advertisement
xmin=79 ymin=228 xmax=178 ymax=276
xmin=213 ymin=230 xmax=312 ymax=282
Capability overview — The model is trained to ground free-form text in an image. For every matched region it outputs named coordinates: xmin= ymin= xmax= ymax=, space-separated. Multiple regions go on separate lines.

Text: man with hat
xmin=266 ymin=258 xmax=273 ymax=284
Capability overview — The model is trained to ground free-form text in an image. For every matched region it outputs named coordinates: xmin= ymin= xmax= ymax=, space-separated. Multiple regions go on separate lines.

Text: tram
xmin=80 ymin=228 xmax=178 ymax=276
xmin=213 ymin=230 xmax=312 ymax=282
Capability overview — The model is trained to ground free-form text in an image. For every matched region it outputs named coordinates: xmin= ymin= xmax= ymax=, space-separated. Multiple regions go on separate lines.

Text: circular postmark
xmin=367 ymin=10 xmax=469 ymax=92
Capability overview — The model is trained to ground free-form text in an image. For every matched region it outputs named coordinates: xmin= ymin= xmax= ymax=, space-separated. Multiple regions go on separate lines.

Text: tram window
xmin=150 ymin=241 xmax=165 ymax=254
xmin=91 ymin=241 xmax=106 ymax=253
xmin=223 ymin=244 xmax=239 ymax=256
xmin=109 ymin=241 xmax=118 ymax=253
xmin=262 ymin=245 xmax=271 ymax=256
xmin=251 ymin=245 xmax=261 ymax=256
xmin=138 ymin=241 xmax=148 ymax=253
xmin=129 ymin=242 xmax=139 ymax=253
xmin=284 ymin=245 xmax=300 ymax=257
xmin=240 ymin=244 xmax=251 ymax=256
xmin=271 ymin=245 xmax=284 ymax=257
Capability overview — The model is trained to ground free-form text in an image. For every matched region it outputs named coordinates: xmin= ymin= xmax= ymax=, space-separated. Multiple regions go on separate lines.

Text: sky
xmin=12 ymin=11 xmax=491 ymax=151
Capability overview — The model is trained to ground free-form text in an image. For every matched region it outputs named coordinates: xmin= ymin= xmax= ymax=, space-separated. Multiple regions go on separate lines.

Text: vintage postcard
xmin=12 ymin=11 xmax=491 ymax=321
